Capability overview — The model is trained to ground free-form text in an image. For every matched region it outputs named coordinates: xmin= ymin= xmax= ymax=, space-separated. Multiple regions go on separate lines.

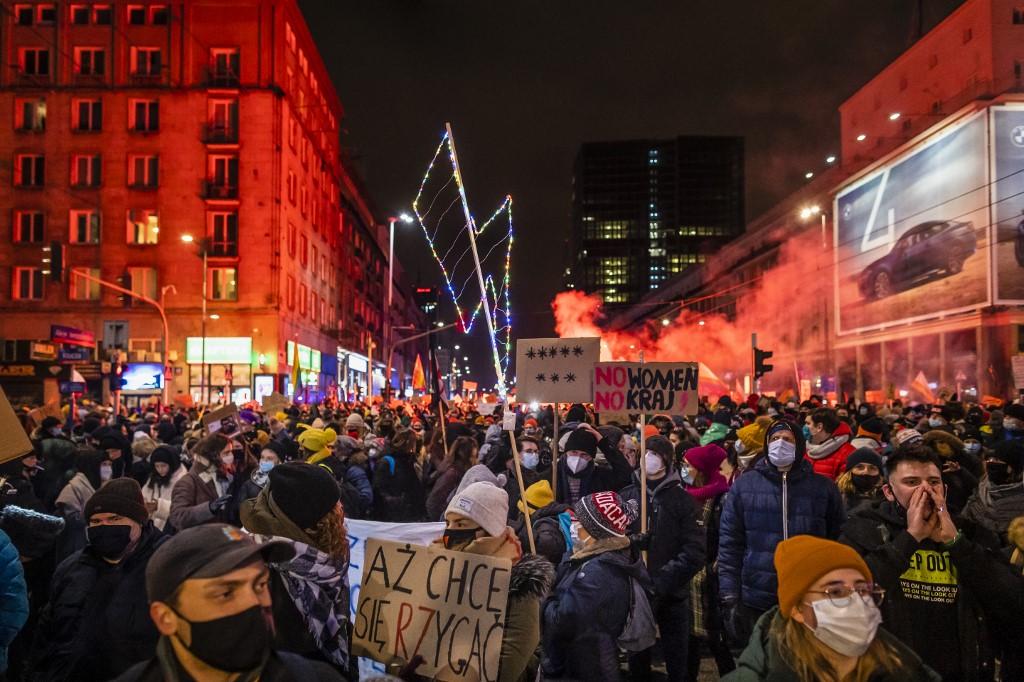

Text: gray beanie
xmin=446 ymin=482 xmax=509 ymax=537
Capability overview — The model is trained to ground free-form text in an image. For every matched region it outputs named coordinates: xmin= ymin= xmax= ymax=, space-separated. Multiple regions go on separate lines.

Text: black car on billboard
xmin=858 ymin=219 xmax=976 ymax=300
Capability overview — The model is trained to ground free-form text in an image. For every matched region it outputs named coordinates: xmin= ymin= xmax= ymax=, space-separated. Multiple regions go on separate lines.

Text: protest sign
xmin=0 ymin=386 xmax=33 ymax=465
xmin=477 ymin=402 xmax=498 ymax=416
xmin=515 ymin=337 xmax=600 ymax=404
xmin=202 ymin=403 xmax=240 ymax=434
xmin=261 ymin=391 xmax=290 ymax=415
xmin=593 ymin=362 xmax=699 ymax=416
xmin=352 ymin=538 xmax=512 ymax=682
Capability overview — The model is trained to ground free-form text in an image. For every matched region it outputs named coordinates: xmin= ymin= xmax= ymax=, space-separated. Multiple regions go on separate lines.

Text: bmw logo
xmin=1012 ymin=125 xmax=1024 ymax=148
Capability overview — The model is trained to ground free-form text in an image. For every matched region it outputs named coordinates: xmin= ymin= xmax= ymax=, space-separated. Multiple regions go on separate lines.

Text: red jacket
xmin=804 ymin=421 xmax=855 ymax=480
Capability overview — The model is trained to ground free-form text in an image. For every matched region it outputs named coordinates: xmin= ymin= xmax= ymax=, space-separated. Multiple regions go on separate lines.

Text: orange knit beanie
xmin=774 ymin=535 xmax=872 ymax=617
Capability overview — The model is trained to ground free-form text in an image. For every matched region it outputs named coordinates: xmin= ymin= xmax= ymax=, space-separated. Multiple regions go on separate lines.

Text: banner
xmin=515 ymin=337 xmax=600 ymax=404
xmin=352 ymin=538 xmax=512 ymax=682
xmin=593 ymin=362 xmax=699 ymax=416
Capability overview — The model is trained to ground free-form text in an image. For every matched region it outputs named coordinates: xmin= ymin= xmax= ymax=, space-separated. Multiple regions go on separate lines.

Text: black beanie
xmin=645 ymin=435 xmax=674 ymax=467
xmin=565 ymin=404 xmax=587 ymax=424
xmin=149 ymin=445 xmax=181 ymax=473
xmin=564 ymin=429 xmax=597 ymax=457
xmin=268 ymin=462 xmax=341 ymax=530
xmin=845 ymin=447 xmax=883 ymax=473
xmin=84 ymin=478 xmax=149 ymax=525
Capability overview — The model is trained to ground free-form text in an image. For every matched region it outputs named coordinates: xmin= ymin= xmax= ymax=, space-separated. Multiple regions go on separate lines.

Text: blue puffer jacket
xmin=717 ymin=456 xmax=844 ymax=611
xmin=0 ymin=529 xmax=29 ymax=673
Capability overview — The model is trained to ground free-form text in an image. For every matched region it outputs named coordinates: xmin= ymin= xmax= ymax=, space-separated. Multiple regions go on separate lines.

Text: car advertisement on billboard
xmin=991 ymin=106 xmax=1024 ymax=302
xmin=834 ymin=113 xmax=990 ymax=334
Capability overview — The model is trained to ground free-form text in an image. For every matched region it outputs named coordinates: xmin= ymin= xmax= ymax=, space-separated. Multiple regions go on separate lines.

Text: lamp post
xmin=799 ymin=205 xmax=834 ymax=394
xmin=384 ymin=212 xmax=414 ymax=400
xmin=181 ymin=234 xmax=209 ymax=403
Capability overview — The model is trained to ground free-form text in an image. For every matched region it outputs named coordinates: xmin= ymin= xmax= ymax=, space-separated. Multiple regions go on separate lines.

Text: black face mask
xmin=851 ymin=473 xmax=881 ymax=493
xmin=87 ymin=524 xmax=133 ymax=559
xmin=442 ymin=527 xmax=480 ymax=550
xmin=986 ymin=462 xmax=1012 ymax=486
xmin=175 ymin=604 xmax=271 ymax=672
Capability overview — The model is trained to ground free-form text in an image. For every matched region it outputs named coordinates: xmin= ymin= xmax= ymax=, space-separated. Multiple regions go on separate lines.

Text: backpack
xmin=617 ymin=576 xmax=657 ymax=652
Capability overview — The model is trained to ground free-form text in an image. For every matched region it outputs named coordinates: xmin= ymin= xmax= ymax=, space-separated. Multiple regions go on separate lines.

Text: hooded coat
xmin=0 ymin=529 xmax=28 ymax=674
xmin=962 ymin=477 xmax=1024 ymax=540
xmin=554 ymin=435 xmax=632 ymax=506
xmin=371 ymin=445 xmax=425 ymax=521
xmin=717 ymin=456 xmax=845 ymax=611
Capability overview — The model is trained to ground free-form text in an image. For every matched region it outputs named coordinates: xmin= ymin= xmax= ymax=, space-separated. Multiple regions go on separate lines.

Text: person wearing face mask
xmin=731 ymin=417 xmax=771 ymax=481
xmin=141 ymin=446 xmax=186 ymax=532
xmin=962 ymin=440 xmax=1024 ymax=543
xmin=169 ymin=433 xmax=235 ymax=531
xmin=618 ymin=436 xmax=705 ymax=681
xmin=805 ymin=408 xmax=856 ymax=481
xmin=30 ymin=478 xmax=168 ymax=681
xmin=54 ymin=448 xmax=111 ymax=561
xmin=921 ymin=429 xmax=981 ymax=516
xmin=921 ymin=405 xmax=957 ymax=436
xmin=555 ymin=423 xmax=632 ymax=506
xmin=425 ymin=436 xmax=479 ymax=521
xmin=512 ymin=479 xmax=570 ymax=566
xmin=114 ymin=523 xmax=345 ymax=682
xmin=724 ymin=535 xmax=937 ymax=681
xmin=718 ymin=420 xmax=845 ymax=650
xmin=542 ymin=491 xmax=652 ymax=681
xmin=835 ymin=448 xmax=885 ymax=518
xmin=840 ymin=445 xmax=1021 ymax=681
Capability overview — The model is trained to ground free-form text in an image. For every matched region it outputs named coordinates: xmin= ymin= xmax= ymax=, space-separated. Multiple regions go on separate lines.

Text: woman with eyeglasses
xmin=724 ymin=535 xmax=938 ymax=682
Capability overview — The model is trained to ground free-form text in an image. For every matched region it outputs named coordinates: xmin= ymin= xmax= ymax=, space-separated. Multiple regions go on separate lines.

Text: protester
xmin=542 ymin=491 xmax=652 ymax=681
xmin=236 ymin=440 xmax=282 ymax=503
xmin=31 ymin=417 xmax=77 ymax=509
xmin=298 ymin=427 xmax=338 ymax=465
xmin=718 ymin=419 xmax=845 ymax=647
xmin=512 ymin=479 xmax=570 ymax=566
xmin=30 ymin=478 xmax=166 ymax=681
xmin=140 ymin=445 xmax=186 ymax=532
xmin=554 ymin=422 xmax=632 ymax=506
xmin=619 ymin=435 xmax=705 ymax=681
xmin=805 ymin=408 xmax=856 ymax=480
xmin=324 ymin=435 xmax=373 ymax=517
xmin=169 ymin=432 xmax=235 ymax=530
xmin=0 ymin=528 xmax=28 ymax=682
xmin=425 ymin=435 xmax=478 ymax=520
xmin=962 ymin=439 xmax=1024 ymax=542
xmin=372 ymin=428 xmax=426 ymax=521
xmin=241 ymin=462 xmax=352 ymax=675
xmin=836 ymin=447 xmax=885 ymax=517
xmin=114 ymin=523 xmax=344 ymax=681
xmin=923 ymin=429 xmax=981 ymax=515
xmin=724 ymin=535 xmax=938 ymax=681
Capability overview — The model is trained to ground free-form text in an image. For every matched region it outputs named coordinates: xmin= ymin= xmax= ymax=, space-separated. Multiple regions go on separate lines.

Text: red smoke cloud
xmin=552 ymin=230 xmax=833 ymax=396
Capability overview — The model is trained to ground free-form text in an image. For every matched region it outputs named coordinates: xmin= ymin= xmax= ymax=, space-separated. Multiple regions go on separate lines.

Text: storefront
xmin=186 ymin=336 xmax=254 ymax=405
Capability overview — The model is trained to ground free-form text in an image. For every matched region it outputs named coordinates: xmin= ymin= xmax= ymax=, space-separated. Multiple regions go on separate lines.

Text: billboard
xmin=991 ymin=106 xmax=1024 ymax=302
xmin=834 ymin=113 xmax=990 ymax=334
xmin=123 ymin=362 xmax=164 ymax=392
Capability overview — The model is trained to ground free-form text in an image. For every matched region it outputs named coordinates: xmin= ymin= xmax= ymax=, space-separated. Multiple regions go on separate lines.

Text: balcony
xmin=205 ymin=69 xmax=239 ymax=88
xmin=203 ymin=182 xmax=238 ymax=200
xmin=208 ymin=241 xmax=238 ymax=257
xmin=129 ymin=72 xmax=164 ymax=86
xmin=202 ymin=124 xmax=238 ymax=144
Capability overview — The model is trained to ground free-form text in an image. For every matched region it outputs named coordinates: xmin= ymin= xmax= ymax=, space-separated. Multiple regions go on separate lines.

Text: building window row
xmin=12 ymin=154 xmax=159 ymax=189
xmin=15 ymin=4 xmax=167 ymax=26
xmin=15 ymin=97 xmax=160 ymax=133
xmin=13 ymin=44 xmax=238 ymax=86
xmin=10 ymin=264 xmax=236 ymax=302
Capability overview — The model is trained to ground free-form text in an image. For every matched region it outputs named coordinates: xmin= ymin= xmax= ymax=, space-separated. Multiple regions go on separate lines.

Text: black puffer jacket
xmin=29 ymin=524 xmax=166 ymax=681
xmin=554 ymin=434 xmax=632 ymax=506
xmin=371 ymin=447 xmax=425 ymax=521
xmin=513 ymin=502 xmax=569 ymax=567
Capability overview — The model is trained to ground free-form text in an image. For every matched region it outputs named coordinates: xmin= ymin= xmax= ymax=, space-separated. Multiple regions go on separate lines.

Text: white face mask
xmin=738 ymin=452 xmax=759 ymax=470
xmin=521 ymin=450 xmax=539 ymax=471
xmin=49 ymin=427 xmax=63 ymax=437
xmin=964 ymin=441 xmax=982 ymax=455
xmin=569 ymin=521 xmax=588 ymax=552
xmin=644 ymin=451 xmax=666 ymax=479
xmin=928 ymin=417 xmax=944 ymax=428
xmin=1004 ymin=418 xmax=1021 ymax=432
xmin=220 ymin=453 xmax=235 ymax=467
xmin=767 ymin=439 xmax=797 ymax=468
xmin=99 ymin=463 xmax=113 ymax=482
xmin=734 ymin=440 xmax=746 ymax=455
xmin=566 ymin=454 xmax=589 ymax=474
xmin=679 ymin=463 xmax=696 ymax=485
xmin=806 ymin=594 xmax=882 ymax=657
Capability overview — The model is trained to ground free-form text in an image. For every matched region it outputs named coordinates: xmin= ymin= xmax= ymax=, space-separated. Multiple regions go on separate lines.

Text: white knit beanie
xmin=445 ymin=482 xmax=509 ymax=537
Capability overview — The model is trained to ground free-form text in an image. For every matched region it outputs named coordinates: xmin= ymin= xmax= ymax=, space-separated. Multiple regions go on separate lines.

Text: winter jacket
xmin=839 ymin=501 xmax=1019 ymax=682
xmin=554 ymin=434 xmax=632 ymax=506
xmin=425 ymin=465 xmax=463 ymax=521
xmin=620 ymin=470 xmax=705 ymax=598
xmin=513 ymin=502 xmax=569 ymax=567
xmin=962 ymin=478 xmax=1024 ymax=542
xmin=54 ymin=472 xmax=94 ymax=517
xmin=717 ymin=456 xmax=845 ymax=611
xmin=32 ymin=433 xmax=77 ymax=509
xmin=168 ymin=461 xmax=220 ymax=530
xmin=804 ymin=421 xmax=855 ymax=480
xmin=340 ymin=452 xmax=373 ymax=512
xmin=499 ymin=555 xmax=554 ymax=682
xmin=140 ymin=466 xmax=186 ymax=531
xmin=371 ymin=448 xmax=425 ymax=522
xmin=723 ymin=607 xmax=940 ymax=682
xmin=542 ymin=546 xmax=650 ymax=681
xmin=0 ymin=529 xmax=28 ymax=674
xmin=54 ymin=473 xmax=96 ymax=562
xmin=30 ymin=524 xmax=166 ymax=681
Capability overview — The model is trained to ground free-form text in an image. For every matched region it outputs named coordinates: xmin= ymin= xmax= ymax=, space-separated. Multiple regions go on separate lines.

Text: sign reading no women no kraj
xmin=593 ymin=362 xmax=699 ymax=416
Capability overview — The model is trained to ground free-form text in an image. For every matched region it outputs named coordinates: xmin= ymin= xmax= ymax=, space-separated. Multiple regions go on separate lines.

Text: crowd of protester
xmin=0 ymin=391 xmax=1022 ymax=681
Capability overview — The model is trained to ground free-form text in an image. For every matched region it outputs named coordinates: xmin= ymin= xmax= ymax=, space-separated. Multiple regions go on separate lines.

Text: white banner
xmin=515 ymin=337 xmax=600 ymax=404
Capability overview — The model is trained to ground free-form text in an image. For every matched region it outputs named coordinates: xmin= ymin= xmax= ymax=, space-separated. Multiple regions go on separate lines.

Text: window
xmin=209 ymin=268 xmax=237 ymax=301
xmin=70 ymin=268 xmax=100 ymax=301
xmin=72 ymin=99 xmax=102 ymax=132
xmin=310 ymin=291 xmax=317 ymax=323
xmin=128 ymin=267 xmax=158 ymax=300
xmin=288 ymin=116 xmax=298 ymax=150
xmin=300 ymin=186 xmax=308 ymax=217
xmin=15 ymin=155 xmax=44 ymax=188
xmin=13 ymin=267 xmax=43 ymax=300
xmin=287 ymin=170 xmax=297 ymax=204
xmin=37 ymin=5 xmax=55 ymax=24
xmin=207 ymin=99 xmax=238 ymax=141
xmin=286 ymin=275 xmax=295 ymax=309
xmin=130 ymin=47 xmax=162 ymax=78
xmin=210 ymin=48 xmax=240 ymax=85
xmin=128 ymin=155 xmax=158 ymax=189
xmin=74 ymin=47 xmax=105 ymax=77
xmin=311 ymin=245 xmax=319 ymax=277
xmin=299 ymin=283 xmax=307 ymax=314
xmin=94 ymin=5 xmax=111 ymax=24
xmin=129 ymin=99 xmax=159 ymax=132
xmin=19 ymin=48 xmax=50 ymax=78
xmin=321 ymin=255 xmax=327 ymax=282
xmin=127 ymin=209 xmax=159 ymax=244
xmin=299 ymin=233 xmax=308 ymax=267
xmin=1015 ymin=7 xmax=1024 ymax=24
xmin=69 ymin=210 xmax=100 ymax=243
xmin=207 ymin=155 xmax=238 ymax=197
xmin=127 ymin=5 xmax=146 ymax=24
xmin=71 ymin=155 xmax=102 ymax=188
xmin=285 ymin=23 xmax=297 ymax=52
xmin=150 ymin=5 xmax=168 ymax=24
xmin=287 ymin=222 xmax=296 ymax=257
xmin=15 ymin=5 xmax=33 ymax=25
xmin=13 ymin=211 xmax=43 ymax=243
xmin=71 ymin=5 xmax=90 ymax=24
xmin=15 ymin=98 xmax=46 ymax=131
xmin=208 ymin=211 xmax=238 ymax=256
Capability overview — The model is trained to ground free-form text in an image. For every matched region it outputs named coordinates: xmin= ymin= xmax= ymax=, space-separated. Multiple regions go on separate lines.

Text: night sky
xmin=299 ymin=0 xmax=964 ymax=380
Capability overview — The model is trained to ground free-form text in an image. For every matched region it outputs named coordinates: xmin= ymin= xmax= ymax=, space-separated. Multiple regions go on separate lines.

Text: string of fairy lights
xmin=411 ymin=129 xmax=514 ymax=389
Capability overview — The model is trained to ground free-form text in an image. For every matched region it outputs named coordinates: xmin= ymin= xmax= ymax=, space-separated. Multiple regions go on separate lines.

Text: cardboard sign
xmin=515 ymin=337 xmax=600 ymax=404
xmin=260 ymin=391 xmax=290 ymax=415
xmin=1014 ymin=355 xmax=1024 ymax=390
xmin=593 ymin=362 xmax=699 ymax=416
xmin=502 ymin=409 xmax=516 ymax=432
xmin=477 ymin=402 xmax=498 ymax=416
xmin=0 ymin=386 xmax=34 ymax=465
xmin=202 ymin=403 xmax=240 ymax=435
xmin=352 ymin=538 xmax=512 ymax=682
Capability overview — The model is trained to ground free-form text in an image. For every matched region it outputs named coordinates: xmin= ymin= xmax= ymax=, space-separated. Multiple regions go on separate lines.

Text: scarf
xmin=570 ymin=534 xmax=630 ymax=561
xmin=686 ymin=472 xmax=730 ymax=503
xmin=806 ymin=433 xmax=850 ymax=460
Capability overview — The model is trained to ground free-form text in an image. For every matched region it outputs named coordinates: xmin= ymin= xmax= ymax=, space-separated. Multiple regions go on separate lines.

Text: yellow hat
xmin=297 ymin=427 xmax=337 ymax=464
xmin=517 ymin=479 xmax=554 ymax=515
xmin=774 ymin=536 xmax=871 ymax=617
xmin=736 ymin=416 xmax=771 ymax=454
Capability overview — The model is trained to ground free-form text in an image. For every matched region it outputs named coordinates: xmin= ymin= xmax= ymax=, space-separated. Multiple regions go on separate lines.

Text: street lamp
xmin=384 ymin=213 xmax=415 ymax=399
xmin=181 ymin=233 xmax=209 ymax=403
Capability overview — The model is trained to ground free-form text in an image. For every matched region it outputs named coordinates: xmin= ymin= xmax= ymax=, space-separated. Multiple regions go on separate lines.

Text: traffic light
xmin=754 ymin=347 xmax=774 ymax=380
xmin=109 ymin=362 xmax=126 ymax=391
xmin=49 ymin=241 xmax=63 ymax=282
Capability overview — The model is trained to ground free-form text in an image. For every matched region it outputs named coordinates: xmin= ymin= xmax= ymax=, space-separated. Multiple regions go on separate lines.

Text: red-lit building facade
xmin=0 ymin=0 xmax=424 ymax=405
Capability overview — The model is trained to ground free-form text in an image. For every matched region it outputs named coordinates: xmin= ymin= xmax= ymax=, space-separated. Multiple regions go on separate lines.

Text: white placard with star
xmin=515 ymin=337 xmax=600 ymax=404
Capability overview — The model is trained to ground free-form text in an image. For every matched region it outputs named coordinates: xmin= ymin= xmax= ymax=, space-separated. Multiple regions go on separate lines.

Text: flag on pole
xmin=290 ymin=343 xmax=303 ymax=397
xmin=429 ymin=345 xmax=446 ymax=406
xmin=911 ymin=371 xmax=935 ymax=403
xmin=412 ymin=354 xmax=426 ymax=391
